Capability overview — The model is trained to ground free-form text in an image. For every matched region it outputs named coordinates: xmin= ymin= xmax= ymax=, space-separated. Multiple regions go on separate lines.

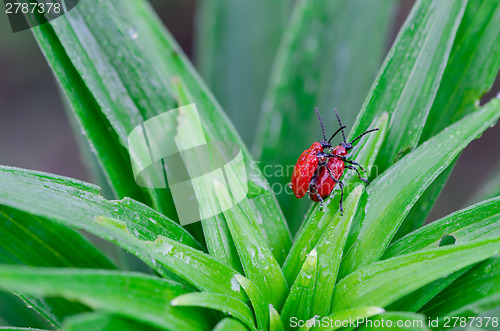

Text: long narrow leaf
xmin=171 ymin=292 xmax=256 ymax=331
xmin=421 ymin=257 xmax=500 ymax=329
xmin=280 ymin=248 xmax=317 ymax=329
xmin=0 ymin=206 xmax=115 ymax=326
xmin=96 ymin=216 xmax=247 ymax=302
xmin=270 ymin=305 xmax=286 ymax=331
xmin=215 ymin=181 xmax=288 ymax=309
xmin=374 ymin=0 xmax=467 ymax=172
xmin=349 ymin=0 xmax=465 ymax=162
xmin=0 ymin=167 xmax=246 ymax=300
xmin=195 ymin=0 xmax=291 ymax=145
xmin=340 ymin=98 xmax=500 ymax=276
xmin=311 ymin=186 xmax=363 ymax=316
xmin=254 ymin=0 xmax=396 ymax=230
xmin=332 ymin=236 xmax=500 ymax=312
xmin=384 ymin=196 xmax=500 ymax=258
xmin=0 ymin=167 xmax=201 ymax=250
xmin=170 ymin=77 xmax=243 ymax=273
xmin=213 ymin=318 xmax=249 ymax=331
xmin=60 ymin=313 xmax=159 ymax=331
xmin=32 ymin=0 xmax=292 ymax=261
xmin=387 ymin=267 xmax=471 ymax=312
xmin=0 ymin=267 xmax=212 ymax=331
xmin=397 ymin=0 xmax=500 ymax=237
xmin=236 ymin=275 xmax=269 ymax=331
xmin=283 ymin=113 xmax=388 ymax=285
xmin=32 ymin=11 xmax=175 ymax=218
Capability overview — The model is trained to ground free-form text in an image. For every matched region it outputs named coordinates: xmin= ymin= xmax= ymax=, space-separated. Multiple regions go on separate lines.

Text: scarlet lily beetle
xmin=291 ymin=108 xmax=379 ymax=214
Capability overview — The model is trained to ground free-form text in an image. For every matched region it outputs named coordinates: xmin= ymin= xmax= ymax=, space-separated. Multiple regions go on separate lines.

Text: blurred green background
xmin=0 ymin=0 xmax=499 ymax=224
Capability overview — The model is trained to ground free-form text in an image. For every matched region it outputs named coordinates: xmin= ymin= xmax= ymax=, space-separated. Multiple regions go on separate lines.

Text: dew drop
xmin=230 ymin=276 xmax=241 ymax=292
xmin=128 ymin=26 xmax=139 ymax=40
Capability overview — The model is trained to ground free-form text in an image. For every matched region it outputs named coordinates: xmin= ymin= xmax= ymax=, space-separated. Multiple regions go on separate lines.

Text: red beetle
xmin=291 ymin=108 xmax=378 ymax=214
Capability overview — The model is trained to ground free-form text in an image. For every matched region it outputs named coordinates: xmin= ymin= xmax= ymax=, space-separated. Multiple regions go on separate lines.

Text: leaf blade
xmin=171 ymin=292 xmax=256 ymax=331
xmin=340 ymin=98 xmax=500 ymax=276
xmin=253 ymin=0 xmax=396 ymax=230
xmin=332 ymin=236 xmax=500 ymax=312
xmin=384 ymin=196 xmax=500 ymax=258
xmin=0 ymin=267 xmax=212 ymax=331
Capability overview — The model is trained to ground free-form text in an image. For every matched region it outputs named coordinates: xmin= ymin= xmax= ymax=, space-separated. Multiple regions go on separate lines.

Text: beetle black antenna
xmin=315 ymin=107 xmax=327 ymax=141
xmin=350 ymin=128 xmax=380 ymax=145
xmin=328 ymin=126 xmax=347 ymax=143
xmin=334 ymin=109 xmax=347 ymax=143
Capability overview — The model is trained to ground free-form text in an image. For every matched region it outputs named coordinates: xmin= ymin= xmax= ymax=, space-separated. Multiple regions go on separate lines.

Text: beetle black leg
xmin=344 ymin=159 xmax=365 ymax=172
xmin=346 ymin=165 xmax=369 ymax=184
xmin=323 ymin=165 xmax=344 ymax=216
xmin=309 ymin=185 xmax=324 ymax=205
xmin=308 ymin=170 xmax=324 ymax=206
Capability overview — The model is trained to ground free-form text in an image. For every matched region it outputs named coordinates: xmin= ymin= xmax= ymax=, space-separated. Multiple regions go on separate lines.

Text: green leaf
xmin=393 ymin=166 xmax=454 ymax=242
xmin=0 ymin=328 xmax=49 ymax=331
xmin=356 ymin=312 xmax=430 ymax=331
xmin=309 ymin=306 xmax=385 ymax=331
xmin=363 ymin=197 xmax=499 ymax=313
xmin=270 ymin=305 xmax=286 ymax=331
xmin=213 ymin=318 xmax=249 ymax=331
xmin=0 ymin=266 xmax=212 ymax=331
xmin=195 ymin=0 xmax=291 ymax=145
xmin=33 ymin=0 xmax=291 ymax=260
xmin=171 ymin=292 xmax=256 ymax=331
xmin=253 ymin=0 xmax=396 ymax=230
xmin=0 ymin=166 xmax=201 ymax=251
xmin=0 ymin=206 xmax=115 ymax=269
xmin=0 ymin=167 xmax=247 ymax=301
xmin=96 ymin=216 xmax=247 ymax=302
xmin=60 ymin=313 xmax=159 ymax=331
xmin=350 ymin=0 xmax=465 ymax=167
xmin=168 ymin=78 xmax=243 ymax=273
xmin=387 ymin=268 xmax=470 ymax=313
xmin=32 ymin=13 xmax=174 ymax=219
xmin=215 ymin=181 xmax=288 ymax=309
xmin=397 ymin=0 xmax=500 ymax=238
xmin=421 ymin=0 xmax=500 ymax=141
xmin=422 ymin=257 xmax=500 ymax=328
xmin=373 ymin=0 xmax=468 ymax=173
xmin=311 ymin=186 xmax=363 ymax=316
xmin=340 ymin=98 xmax=500 ymax=276
xmin=0 ymin=291 xmax=50 ymax=330
xmin=384 ymin=196 xmax=500 ymax=258
xmin=280 ymin=248 xmax=317 ymax=328
xmin=283 ymin=113 xmax=388 ymax=286
xmin=236 ymin=275 xmax=269 ymax=331
xmin=0 ymin=205 xmax=115 ymax=326
xmin=331 ymin=236 xmax=500 ymax=312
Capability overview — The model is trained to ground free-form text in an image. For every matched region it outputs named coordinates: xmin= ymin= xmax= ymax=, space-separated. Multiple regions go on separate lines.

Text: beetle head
xmin=341 ymin=142 xmax=353 ymax=150
xmin=320 ymin=140 xmax=332 ymax=149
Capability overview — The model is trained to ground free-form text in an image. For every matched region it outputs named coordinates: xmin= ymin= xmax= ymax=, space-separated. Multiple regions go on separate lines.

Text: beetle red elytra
xmin=291 ymin=108 xmax=379 ymax=214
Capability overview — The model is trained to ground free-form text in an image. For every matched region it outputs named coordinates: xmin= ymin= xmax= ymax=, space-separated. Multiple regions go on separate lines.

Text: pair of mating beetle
xmin=291 ymin=108 xmax=378 ymax=214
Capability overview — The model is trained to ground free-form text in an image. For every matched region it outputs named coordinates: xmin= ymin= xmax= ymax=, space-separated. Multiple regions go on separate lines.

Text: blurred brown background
xmin=0 ymin=0 xmax=499 ymax=222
